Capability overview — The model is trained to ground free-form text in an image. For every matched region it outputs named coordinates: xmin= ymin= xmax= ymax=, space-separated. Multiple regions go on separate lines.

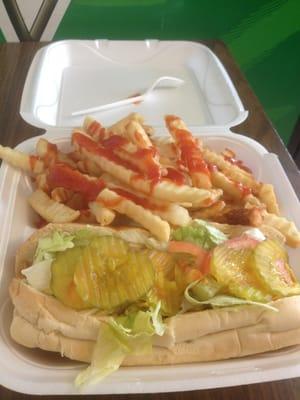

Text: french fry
xmin=83 ymin=116 xmax=108 ymax=141
xmin=108 ymin=113 xmax=153 ymax=148
xmin=28 ymin=189 xmax=80 ymax=223
xmin=47 ymin=163 xmax=105 ymax=202
xmin=262 ymin=212 xmax=300 ymax=248
xmin=154 ymin=203 xmax=191 ymax=226
xmin=258 ymin=183 xmax=280 ymax=215
xmin=76 ymin=160 xmax=87 ymax=174
xmin=243 ymin=193 xmax=264 ymax=207
xmin=96 ymin=188 xmax=170 ymax=241
xmin=81 ymin=121 xmax=162 ymax=178
xmin=221 ymin=148 xmax=252 ymax=174
xmin=67 ymin=150 xmax=82 ymax=162
xmin=89 ymin=113 xmax=151 ymax=148
xmin=191 ymin=200 xmax=226 ymax=219
xmin=102 ymin=135 xmax=161 ymax=179
xmin=73 ymin=131 xmax=222 ymax=205
xmin=89 ymin=202 xmax=116 ymax=226
xmin=164 ymin=114 xmax=205 ymax=149
xmin=165 ymin=115 xmax=211 ymax=189
xmin=35 ymin=137 xmax=49 ymax=156
xmin=36 ymin=138 xmax=76 ymax=168
xmin=81 ymin=159 xmax=102 ymax=177
xmin=51 ymin=187 xmax=73 ymax=203
xmin=152 ymin=137 xmax=184 ymax=176
xmin=4 ymin=113 xmax=297 ymax=250
xmin=210 ymin=168 xmax=251 ymax=201
xmin=202 ymin=147 xmax=261 ymax=193
xmin=143 ymin=124 xmax=155 ymax=137
xmin=99 ymin=178 xmax=191 ymax=226
xmin=125 ymin=120 xmax=153 ymax=148
xmin=77 ymin=159 xmax=102 ymax=176
xmin=0 ymin=144 xmax=44 ymax=174
xmin=152 ymin=180 xmax=221 ymax=208
xmin=214 ymin=205 xmax=264 ymax=226
xmin=57 ymin=153 xmax=77 ymax=169
xmin=108 ymin=113 xmax=144 ymax=135
xmin=35 ymin=173 xmax=49 ymax=192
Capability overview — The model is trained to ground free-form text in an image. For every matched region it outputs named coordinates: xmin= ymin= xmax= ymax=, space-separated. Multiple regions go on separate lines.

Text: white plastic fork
xmin=71 ymin=76 xmax=184 ymax=116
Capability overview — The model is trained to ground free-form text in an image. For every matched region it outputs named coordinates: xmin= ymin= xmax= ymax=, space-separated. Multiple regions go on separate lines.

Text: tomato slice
xmin=201 ymin=252 xmax=212 ymax=275
xmin=168 ymin=241 xmax=209 ymax=273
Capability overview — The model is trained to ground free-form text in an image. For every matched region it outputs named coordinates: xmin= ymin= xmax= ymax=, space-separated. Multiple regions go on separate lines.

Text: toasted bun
xmin=9 ymin=223 xmax=300 ymax=366
xmin=10 ymin=288 xmax=300 ymax=365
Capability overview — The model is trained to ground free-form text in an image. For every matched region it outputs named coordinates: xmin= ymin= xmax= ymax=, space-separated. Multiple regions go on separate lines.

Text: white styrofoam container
xmin=20 ymin=40 xmax=248 ymax=133
xmin=0 ymin=40 xmax=300 ymax=395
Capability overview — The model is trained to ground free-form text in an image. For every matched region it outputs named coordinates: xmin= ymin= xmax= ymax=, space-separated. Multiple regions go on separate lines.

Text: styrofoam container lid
xmin=20 ymin=40 xmax=248 ymax=133
xmin=1 ymin=40 xmax=300 ymax=394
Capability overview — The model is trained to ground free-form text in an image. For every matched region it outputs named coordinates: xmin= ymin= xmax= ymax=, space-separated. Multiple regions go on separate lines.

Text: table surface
xmin=0 ymin=41 xmax=299 ymax=400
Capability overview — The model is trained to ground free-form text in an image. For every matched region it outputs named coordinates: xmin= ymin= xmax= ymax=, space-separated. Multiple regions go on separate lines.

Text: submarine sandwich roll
xmin=9 ymin=221 xmax=300 ymax=386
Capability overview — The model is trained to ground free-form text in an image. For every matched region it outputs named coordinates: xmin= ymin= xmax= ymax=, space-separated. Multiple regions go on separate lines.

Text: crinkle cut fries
xmin=0 ymin=113 xmax=299 ymax=246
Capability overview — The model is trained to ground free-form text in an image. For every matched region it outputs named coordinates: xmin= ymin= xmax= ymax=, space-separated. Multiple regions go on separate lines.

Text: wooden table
xmin=0 ymin=41 xmax=299 ymax=399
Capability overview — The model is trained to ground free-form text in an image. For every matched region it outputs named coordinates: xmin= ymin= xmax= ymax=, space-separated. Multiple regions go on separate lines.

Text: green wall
xmin=53 ymin=0 xmax=300 ymax=145
xmin=0 ymin=0 xmax=299 ymax=144
xmin=0 ymin=29 xmax=5 ymax=42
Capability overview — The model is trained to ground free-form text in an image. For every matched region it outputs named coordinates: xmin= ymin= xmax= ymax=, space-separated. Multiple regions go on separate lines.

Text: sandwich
xmin=9 ymin=220 xmax=300 ymax=386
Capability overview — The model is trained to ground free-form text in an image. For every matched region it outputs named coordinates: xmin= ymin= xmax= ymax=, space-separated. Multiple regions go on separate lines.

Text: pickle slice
xmin=51 ymin=247 xmax=91 ymax=310
xmin=211 ymin=245 xmax=270 ymax=302
xmin=250 ymin=239 xmax=300 ymax=297
xmin=74 ymin=236 xmax=155 ymax=310
xmin=145 ymin=250 xmax=183 ymax=316
xmin=147 ymin=250 xmax=175 ymax=279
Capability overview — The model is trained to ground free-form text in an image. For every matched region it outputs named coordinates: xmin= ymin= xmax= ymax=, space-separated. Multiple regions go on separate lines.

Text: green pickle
xmin=147 ymin=250 xmax=175 ymax=278
xmin=51 ymin=247 xmax=91 ymax=310
xmin=73 ymin=236 xmax=155 ymax=310
xmin=211 ymin=245 xmax=271 ymax=302
xmin=146 ymin=249 xmax=183 ymax=316
xmin=250 ymin=239 xmax=300 ymax=297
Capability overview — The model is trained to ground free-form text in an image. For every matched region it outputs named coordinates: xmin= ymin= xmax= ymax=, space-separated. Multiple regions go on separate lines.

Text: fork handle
xmin=71 ymin=95 xmax=144 ymax=116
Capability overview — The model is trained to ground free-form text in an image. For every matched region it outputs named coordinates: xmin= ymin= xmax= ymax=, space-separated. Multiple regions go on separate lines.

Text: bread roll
xmin=9 ymin=223 xmax=300 ymax=366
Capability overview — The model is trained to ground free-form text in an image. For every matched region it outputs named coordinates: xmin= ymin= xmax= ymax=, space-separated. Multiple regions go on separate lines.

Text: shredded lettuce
xmin=34 ymin=231 xmax=75 ymax=262
xmin=243 ymin=228 xmax=266 ymax=242
xmin=172 ymin=219 xmax=227 ymax=250
xmin=72 ymin=229 xmax=99 ymax=247
xmin=184 ymin=281 xmax=278 ymax=312
xmin=75 ymin=322 xmax=126 ymax=386
xmin=187 ymin=277 xmax=222 ymax=301
xmin=26 ymin=231 xmax=94 ymax=292
xmin=75 ymin=302 xmax=165 ymax=387
xmin=150 ymin=301 xmax=165 ymax=336
xmin=21 ymin=259 xmax=53 ymax=293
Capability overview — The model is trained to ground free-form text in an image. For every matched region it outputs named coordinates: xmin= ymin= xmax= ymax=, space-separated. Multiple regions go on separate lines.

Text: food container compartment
xmin=1 ymin=40 xmax=299 ymax=394
xmin=0 ymin=130 xmax=300 ymax=395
